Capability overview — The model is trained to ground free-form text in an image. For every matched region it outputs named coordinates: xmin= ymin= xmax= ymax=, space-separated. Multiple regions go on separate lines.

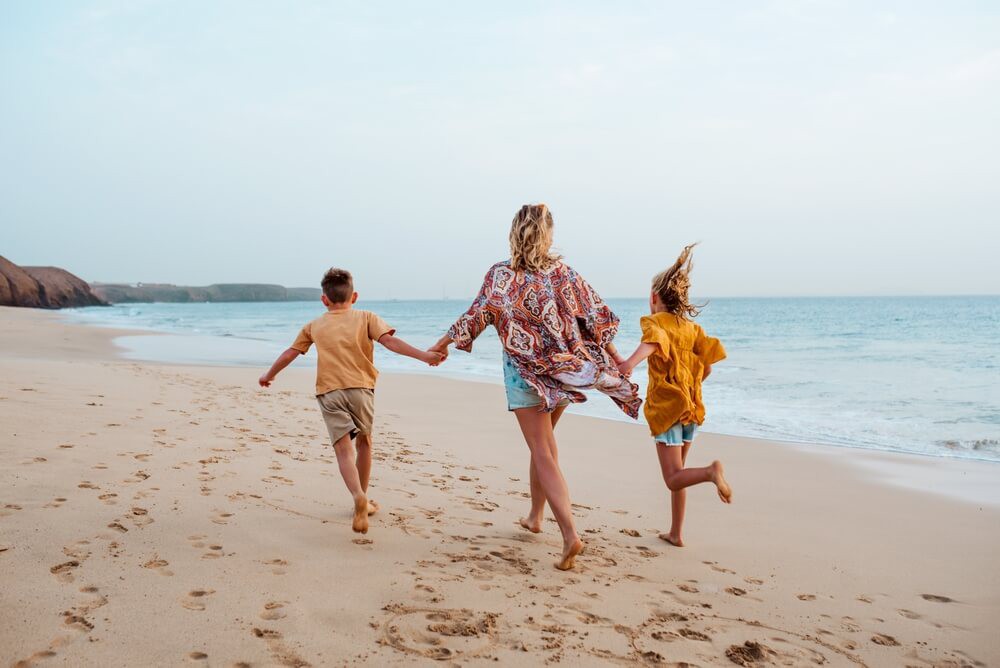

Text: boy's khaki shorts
xmin=317 ymin=388 xmax=374 ymax=444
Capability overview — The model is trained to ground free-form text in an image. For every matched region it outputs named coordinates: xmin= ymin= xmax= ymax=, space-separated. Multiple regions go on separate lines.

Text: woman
xmin=429 ymin=203 xmax=640 ymax=570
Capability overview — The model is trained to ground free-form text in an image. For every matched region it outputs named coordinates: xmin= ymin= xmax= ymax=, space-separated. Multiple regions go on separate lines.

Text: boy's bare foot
xmin=352 ymin=494 xmax=369 ymax=534
xmin=710 ymin=461 xmax=733 ymax=504
xmin=367 ymin=500 xmax=380 ymax=516
xmin=518 ymin=517 xmax=542 ymax=533
xmin=555 ymin=538 xmax=584 ymax=571
xmin=659 ymin=533 xmax=684 ymax=547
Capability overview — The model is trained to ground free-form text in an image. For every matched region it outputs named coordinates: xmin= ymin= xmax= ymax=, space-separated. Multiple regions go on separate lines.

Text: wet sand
xmin=1 ymin=306 xmax=997 ymax=666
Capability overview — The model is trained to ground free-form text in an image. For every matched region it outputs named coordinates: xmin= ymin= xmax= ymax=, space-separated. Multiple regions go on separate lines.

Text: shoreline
xmin=63 ymin=307 xmax=1000 ymax=472
xmin=2 ymin=305 xmax=997 ymax=665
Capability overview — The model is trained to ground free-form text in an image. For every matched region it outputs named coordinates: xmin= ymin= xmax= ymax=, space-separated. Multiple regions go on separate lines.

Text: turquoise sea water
xmin=66 ymin=296 xmax=1000 ymax=462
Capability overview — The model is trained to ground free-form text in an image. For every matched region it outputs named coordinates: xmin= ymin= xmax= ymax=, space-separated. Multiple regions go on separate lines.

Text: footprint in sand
xmin=921 ymin=593 xmax=954 ymax=603
xmin=726 ymin=587 xmax=748 ymax=597
xmin=263 ymin=558 xmax=288 ymax=575
xmin=50 ymin=560 xmax=81 ymax=583
xmin=201 ymin=545 xmax=224 ymax=560
xmin=870 ymin=633 xmax=900 ymax=646
xmin=211 ymin=511 xmax=234 ymax=525
xmin=187 ymin=651 xmax=208 ymax=661
xmin=897 ymin=609 xmax=921 ymax=619
xmin=797 ymin=593 xmax=817 ymax=601
xmin=620 ymin=528 xmax=641 ymax=537
xmin=142 ymin=557 xmax=173 ymax=576
xmin=181 ymin=589 xmax=215 ymax=611
xmin=98 ymin=493 xmax=118 ymax=505
xmin=678 ymin=583 xmax=699 ymax=593
xmin=260 ymin=601 xmax=287 ymax=620
xmin=78 ymin=481 xmax=99 ymax=490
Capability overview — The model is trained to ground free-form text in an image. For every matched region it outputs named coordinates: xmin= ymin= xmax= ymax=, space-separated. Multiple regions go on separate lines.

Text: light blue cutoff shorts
xmin=502 ymin=352 xmax=569 ymax=412
xmin=654 ymin=422 xmax=698 ymax=446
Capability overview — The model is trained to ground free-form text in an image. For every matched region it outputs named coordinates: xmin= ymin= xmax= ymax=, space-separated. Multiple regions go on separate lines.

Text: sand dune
xmin=1 ymin=307 xmax=997 ymax=666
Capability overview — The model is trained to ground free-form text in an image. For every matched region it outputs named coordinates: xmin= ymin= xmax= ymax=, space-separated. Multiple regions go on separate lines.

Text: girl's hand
xmin=617 ymin=360 xmax=633 ymax=377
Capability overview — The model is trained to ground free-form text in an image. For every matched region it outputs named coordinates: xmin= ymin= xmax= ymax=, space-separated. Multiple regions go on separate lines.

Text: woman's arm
xmin=616 ymin=342 xmax=657 ymax=377
xmin=604 ymin=342 xmax=625 ymax=365
xmin=439 ymin=268 xmax=496 ymax=354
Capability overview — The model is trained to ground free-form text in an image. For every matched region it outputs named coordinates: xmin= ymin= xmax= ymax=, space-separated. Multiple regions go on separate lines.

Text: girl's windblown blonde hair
xmin=652 ymin=243 xmax=704 ymax=318
xmin=509 ymin=203 xmax=561 ymax=272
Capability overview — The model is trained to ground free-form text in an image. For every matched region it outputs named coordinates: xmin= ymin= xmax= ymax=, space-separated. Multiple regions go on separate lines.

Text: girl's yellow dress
xmin=641 ymin=312 xmax=727 ymax=436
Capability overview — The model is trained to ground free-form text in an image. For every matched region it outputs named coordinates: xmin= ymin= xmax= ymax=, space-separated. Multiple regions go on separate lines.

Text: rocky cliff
xmin=0 ymin=256 xmax=106 ymax=309
xmin=90 ymin=283 xmax=322 ymax=303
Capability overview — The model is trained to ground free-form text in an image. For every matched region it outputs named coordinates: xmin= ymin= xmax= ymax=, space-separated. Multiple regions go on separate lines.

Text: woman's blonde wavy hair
xmin=652 ymin=243 xmax=704 ymax=319
xmin=509 ymin=203 xmax=561 ymax=272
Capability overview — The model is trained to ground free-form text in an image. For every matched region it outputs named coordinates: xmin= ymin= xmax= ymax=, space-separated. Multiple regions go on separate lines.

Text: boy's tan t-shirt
xmin=290 ymin=309 xmax=394 ymax=396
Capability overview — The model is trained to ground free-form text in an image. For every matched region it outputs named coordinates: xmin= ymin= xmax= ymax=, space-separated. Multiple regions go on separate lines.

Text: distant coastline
xmin=90 ymin=282 xmax=321 ymax=303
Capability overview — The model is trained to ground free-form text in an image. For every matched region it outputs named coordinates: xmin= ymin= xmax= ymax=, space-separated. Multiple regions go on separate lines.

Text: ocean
xmin=65 ymin=296 xmax=1000 ymax=462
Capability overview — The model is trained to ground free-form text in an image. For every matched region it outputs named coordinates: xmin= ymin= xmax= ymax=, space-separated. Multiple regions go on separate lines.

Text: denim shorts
xmin=502 ymin=352 xmax=569 ymax=411
xmin=654 ymin=422 xmax=697 ymax=446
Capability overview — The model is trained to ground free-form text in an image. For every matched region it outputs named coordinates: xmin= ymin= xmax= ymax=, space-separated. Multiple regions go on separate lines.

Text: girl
xmin=617 ymin=244 xmax=732 ymax=547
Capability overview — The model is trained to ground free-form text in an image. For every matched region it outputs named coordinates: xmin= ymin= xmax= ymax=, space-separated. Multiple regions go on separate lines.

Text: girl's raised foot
xmin=710 ymin=461 xmax=732 ymax=504
xmin=367 ymin=500 xmax=380 ymax=516
xmin=556 ymin=538 xmax=584 ymax=571
xmin=518 ymin=516 xmax=542 ymax=534
xmin=659 ymin=532 xmax=684 ymax=547
xmin=352 ymin=494 xmax=370 ymax=534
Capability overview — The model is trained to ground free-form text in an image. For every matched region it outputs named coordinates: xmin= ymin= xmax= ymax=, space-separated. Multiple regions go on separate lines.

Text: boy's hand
xmin=423 ymin=351 xmax=446 ymax=367
xmin=258 ymin=373 xmax=273 ymax=387
xmin=427 ymin=342 xmax=449 ymax=362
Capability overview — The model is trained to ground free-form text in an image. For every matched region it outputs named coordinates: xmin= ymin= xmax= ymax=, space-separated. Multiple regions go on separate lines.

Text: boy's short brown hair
xmin=321 ymin=268 xmax=354 ymax=303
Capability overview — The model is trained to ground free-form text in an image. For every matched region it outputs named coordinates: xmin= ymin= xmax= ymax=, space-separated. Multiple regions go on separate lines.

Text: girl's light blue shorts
xmin=502 ymin=352 xmax=569 ymax=411
xmin=654 ymin=422 xmax=698 ymax=445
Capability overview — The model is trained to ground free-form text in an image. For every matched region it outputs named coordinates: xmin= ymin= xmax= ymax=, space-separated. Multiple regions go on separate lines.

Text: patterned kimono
xmin=448 ymin=261 xmax=641 ymax=418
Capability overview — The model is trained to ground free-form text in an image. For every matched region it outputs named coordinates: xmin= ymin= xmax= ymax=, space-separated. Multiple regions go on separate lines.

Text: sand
xmin=1 ymin=305 xmax=997 ymax=666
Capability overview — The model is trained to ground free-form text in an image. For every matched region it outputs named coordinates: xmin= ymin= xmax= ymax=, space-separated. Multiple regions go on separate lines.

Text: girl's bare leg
xmin=355 ymin=434 xmax=379 ymax=515
xmin=514 ymin=407 xmax=583 ymax=570
xmin=521 ymin=405 xmax=567 ymax=533
xmin=657 ymin=443 xmax=731 ymax=546
xmin=332 ymin=433 xmax=369 ymax=534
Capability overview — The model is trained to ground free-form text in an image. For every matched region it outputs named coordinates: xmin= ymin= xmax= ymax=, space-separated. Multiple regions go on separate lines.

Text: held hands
xmin=422 ymin=351 xmax=446 ymax=367
xmin=616 ymin=360 xmax=633 ymax=377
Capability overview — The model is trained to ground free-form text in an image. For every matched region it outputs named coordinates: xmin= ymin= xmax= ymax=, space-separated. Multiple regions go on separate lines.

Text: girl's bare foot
xmin=352 ymin=494 xmax=369 ymax=533
xmin=367 ymin=500 xmax=380 ymax=516
xmin=659 ymin=532 xmax=684 ymax=547
xmin=710 ymin=461 xmax=732 ymax=503
xmin=518 ymin=517 xmax=542 ymax=533
xmin=556 ymin=538 xmax=584 ymax=571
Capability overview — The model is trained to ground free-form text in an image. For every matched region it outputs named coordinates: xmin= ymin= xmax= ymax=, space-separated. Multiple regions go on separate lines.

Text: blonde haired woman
xmin=429 ymin=203 xmax=639 ymax=570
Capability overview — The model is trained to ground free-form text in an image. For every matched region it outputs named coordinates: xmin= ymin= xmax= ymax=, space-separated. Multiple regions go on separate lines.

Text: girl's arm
xmin=604 ymin=342 xmax=625 ymax=365
xmin=379 ymin=333 xmax=444 ymax=366
xmin=617 ymin=342 xmax=657 ymax=376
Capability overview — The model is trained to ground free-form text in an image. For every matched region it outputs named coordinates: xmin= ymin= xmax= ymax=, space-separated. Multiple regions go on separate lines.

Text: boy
xmin=259 ymin=268 xmax=443 ymax=533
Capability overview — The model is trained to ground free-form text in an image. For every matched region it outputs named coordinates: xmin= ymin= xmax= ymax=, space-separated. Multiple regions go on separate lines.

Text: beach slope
xmin=1 ymin=307 xmax=996 ymax=666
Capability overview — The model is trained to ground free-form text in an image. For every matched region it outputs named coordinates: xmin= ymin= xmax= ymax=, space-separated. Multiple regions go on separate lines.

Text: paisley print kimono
xmin=448 ymin=261 xmax=641 ymax=417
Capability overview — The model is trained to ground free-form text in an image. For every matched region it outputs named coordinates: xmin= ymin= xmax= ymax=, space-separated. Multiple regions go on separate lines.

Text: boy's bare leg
xmin=514 ymin=407 xmax=583 ymax=570
xmin=355 ymin=433 xmax=378 ymax=515
xmin=332 ymin=433 xmax=369 ymax=533
xmin=520 ymin=405 xmax=567 ymax=533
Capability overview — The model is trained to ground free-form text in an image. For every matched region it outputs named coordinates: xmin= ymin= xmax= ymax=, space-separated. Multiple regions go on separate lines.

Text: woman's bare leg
xmin=521 ymin=405 xmax=567 ymax=533
xmin=514 ymin=407 xmax=583 ymax=570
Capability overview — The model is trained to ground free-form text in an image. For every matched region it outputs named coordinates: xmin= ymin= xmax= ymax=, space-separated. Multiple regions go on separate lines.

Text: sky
xmin=2 ymin=1 xmax=998 ymax=298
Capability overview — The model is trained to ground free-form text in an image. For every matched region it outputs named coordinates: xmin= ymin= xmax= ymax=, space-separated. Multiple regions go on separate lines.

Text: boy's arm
xmin=379 ymin=333 xmax=444 ymax=366
xmin=617 ymin=342 xmax=657 ymax=376
xmin=259 ymin=347 xmax=302 ymax=387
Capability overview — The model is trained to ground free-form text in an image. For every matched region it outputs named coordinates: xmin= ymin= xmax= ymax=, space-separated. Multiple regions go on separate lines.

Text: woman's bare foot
xmin=518 ymin=516 xmax=542 ymax=533
xmin=352 ymin=494 xmax=369 ymax=533
xmin=710 ymin=461 xmax=732 ymax=503
xmin=367 ymin=500 xmax=380 ymax=516
xmin=659 ymin=532 xmax=684 ymax=547
xmin=555 ymin=538 xmax=584 ymax=571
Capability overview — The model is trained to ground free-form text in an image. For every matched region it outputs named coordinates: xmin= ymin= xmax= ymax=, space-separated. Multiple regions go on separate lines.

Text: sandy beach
xmin=1 ymin=306 xmax=997 ymax=667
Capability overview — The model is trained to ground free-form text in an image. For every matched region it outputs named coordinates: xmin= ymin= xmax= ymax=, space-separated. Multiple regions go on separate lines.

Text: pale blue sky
xmin=2 ymin=1 xmax=998 ymax=297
